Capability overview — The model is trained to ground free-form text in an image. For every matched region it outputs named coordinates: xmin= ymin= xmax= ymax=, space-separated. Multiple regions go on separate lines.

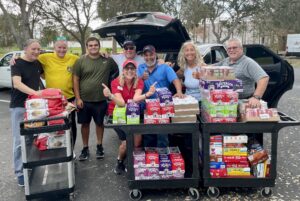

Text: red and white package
xmin=223 ymin=156 xmax=248 ymax=163
xmin=226 ymin=163 xmax=249 ymax=168
xmin=145 ymin=99 xmax=161 ymax=118
xmin=160 ymin=104 xmax=175 ymax=118
xmin=210 ymin=168 xmax=227 ymax=177
xmin=171 ymin=157 xmax=185 ymax=173
xmin=145 ymin=148 xmax=159 ymax=167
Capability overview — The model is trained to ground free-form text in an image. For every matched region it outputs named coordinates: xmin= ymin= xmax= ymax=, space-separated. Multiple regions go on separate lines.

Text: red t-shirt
xmin=107 ymin=78 xmax=144 ymax=115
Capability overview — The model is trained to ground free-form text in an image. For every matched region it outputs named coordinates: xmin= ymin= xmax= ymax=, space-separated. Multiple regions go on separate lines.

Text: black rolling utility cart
xmin=20 ymin=116 xmax=75 ymax=200
xmin=104 ymin=117 xmax=200 ymax=201
xmin=199 ymin=112 xmax=300 ymax=198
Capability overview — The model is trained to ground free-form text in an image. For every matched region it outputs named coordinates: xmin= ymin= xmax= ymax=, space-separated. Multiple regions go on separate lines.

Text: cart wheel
xmin=188 ymin=187 xmax=200 ymax=200
xmin=129 ymin=189 xmax=142 ymax=200
xmin=207 ymin=187 xmax=220 ymax=198
xmin=260 ymin=187 xmax=272 ymax=197
xmin=69 ymin=193 xmax=75 ymax=201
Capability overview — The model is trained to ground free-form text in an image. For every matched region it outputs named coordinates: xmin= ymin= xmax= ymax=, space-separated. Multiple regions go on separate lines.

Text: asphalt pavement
xmin=0 ymin=69 xmax=300 ymax=201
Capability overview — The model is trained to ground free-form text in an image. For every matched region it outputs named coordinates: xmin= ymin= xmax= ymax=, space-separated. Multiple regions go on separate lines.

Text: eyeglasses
xmin=124 ymin=67 xmax=136 ymax=71
xmin=227 ymin=46 xmax=239 ymax=51
xmin=124 ymin=46 xmax=135 ymax=51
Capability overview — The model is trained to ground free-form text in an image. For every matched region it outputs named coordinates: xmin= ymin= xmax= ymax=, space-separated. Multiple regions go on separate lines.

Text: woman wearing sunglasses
xmin=102 ymin=59 xmax=156 ymax=175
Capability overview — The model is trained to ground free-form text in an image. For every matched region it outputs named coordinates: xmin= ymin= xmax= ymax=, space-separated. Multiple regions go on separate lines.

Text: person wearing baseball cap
xmin=137 ymin=44 xmax=185 ymax=148
xmin=111 ymin=40 xmax=144 ymax=73
xmin=102 ymin=59 xmax=156 ymax=175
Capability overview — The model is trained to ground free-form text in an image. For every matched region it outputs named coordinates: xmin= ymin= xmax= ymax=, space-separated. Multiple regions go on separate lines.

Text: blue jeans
xmin=10 ymin=108 xmax=25 ymax=177
xmin=143 ymin=134 xmax=169 ymax=148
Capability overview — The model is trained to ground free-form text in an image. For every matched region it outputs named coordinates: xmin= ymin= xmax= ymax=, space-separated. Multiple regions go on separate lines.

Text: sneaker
xmin=96 ymin=144 xmax=104 ymax=159
xmin=114 ymin=160 xmax=126 ymax=175
xmin=18 ymin=175 xmax=24 ymax=187
xmin=73 ymin=151 xmax=76 ymax=160
xmin=78 ymin=147 xmax=89 ymax=161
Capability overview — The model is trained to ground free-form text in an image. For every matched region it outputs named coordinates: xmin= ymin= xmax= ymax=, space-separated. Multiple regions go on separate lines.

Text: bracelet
xmin=252 ymin=95 xmax=261 ymax=100
xmin=144 ymin=93 xmax=147 ymax=99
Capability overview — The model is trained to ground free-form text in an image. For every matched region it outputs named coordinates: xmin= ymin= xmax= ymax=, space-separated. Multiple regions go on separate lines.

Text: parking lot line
xmin=0 ymin=99 xmax=10 ymax=103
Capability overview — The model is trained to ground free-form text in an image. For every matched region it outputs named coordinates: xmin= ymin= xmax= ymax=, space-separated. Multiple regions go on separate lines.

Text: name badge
xmin=117 ymin=86 xmax=123 ymax=91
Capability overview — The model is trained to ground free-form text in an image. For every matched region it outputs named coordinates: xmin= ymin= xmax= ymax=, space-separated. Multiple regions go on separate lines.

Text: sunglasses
xmin=124 ymin=46 xmax=135 ymax=51
xmin=124 ymin=67 xmax=136 ymax=71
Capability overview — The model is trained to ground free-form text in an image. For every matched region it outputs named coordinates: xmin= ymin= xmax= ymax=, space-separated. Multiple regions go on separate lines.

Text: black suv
xmin=93 ymin=12 xmax=294 ymax=108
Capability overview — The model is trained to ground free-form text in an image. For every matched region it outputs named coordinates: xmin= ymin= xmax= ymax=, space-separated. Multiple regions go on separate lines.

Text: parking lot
xmin=0 ymin=68 xmax=299 ymax=201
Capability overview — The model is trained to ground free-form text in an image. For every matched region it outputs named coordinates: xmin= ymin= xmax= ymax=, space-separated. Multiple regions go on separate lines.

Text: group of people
xmin=10 ymin=36 xmax=269 ymax=186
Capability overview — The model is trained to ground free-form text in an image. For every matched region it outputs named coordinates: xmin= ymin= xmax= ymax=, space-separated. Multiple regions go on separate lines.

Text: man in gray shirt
xmin=216 ymin=38 xmax=269 ymax=108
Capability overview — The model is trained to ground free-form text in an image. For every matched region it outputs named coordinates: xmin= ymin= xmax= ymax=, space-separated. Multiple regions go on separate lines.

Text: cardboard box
xmin=174 ymin=108 xmax=200 ymax=116
xmin=174 ymin=103 xmax=199 ymax=110
xmin=223 ymin=135 xmax=248 ymax=144
xmin=171 ymin=115 xmax=197 ymax=123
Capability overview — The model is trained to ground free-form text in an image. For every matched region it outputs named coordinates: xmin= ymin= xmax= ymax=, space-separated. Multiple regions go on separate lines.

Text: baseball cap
xmin=123 ymin=40 xmax=135 ymax=47
xmin=122 ymin=59 xmax=138 ymax=69
xmin=143 ymin=45 xmax=156 ymax=54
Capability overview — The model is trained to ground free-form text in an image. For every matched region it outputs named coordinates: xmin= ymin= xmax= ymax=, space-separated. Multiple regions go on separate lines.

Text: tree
xmin=39 ymin=25 xmax=58 ymax=47
xmin=203 ymin=0 xmax=262 ymax=43
xmin=0 ymin=14 xmax=19 ymax=47
xmin=36 ymin=0 xmax=96 ymax=54
xmin=0 ymin=0 xmax=39 ymax=49
xmin=254 ymin=0 xmax=300 ymax=50
xmin=179 ymin=0 xmax=210 ymax=42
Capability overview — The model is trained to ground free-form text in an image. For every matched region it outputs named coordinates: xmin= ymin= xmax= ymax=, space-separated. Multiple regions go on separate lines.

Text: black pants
xmin=68 ymin=97 xmax=77 ymax=148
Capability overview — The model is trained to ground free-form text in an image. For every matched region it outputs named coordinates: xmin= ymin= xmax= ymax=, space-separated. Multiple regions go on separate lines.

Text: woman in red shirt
xmin=103 ymin=59 xmax=156 ymax=175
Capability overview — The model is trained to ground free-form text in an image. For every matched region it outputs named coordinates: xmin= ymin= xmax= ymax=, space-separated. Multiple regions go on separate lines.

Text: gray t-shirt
xmin=216 ymin=55 xmax=268 ymax=99
xmin=111 ymin=54 xmax=144 ymax=73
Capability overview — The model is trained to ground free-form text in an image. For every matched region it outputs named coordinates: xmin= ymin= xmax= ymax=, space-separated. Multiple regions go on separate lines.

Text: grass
xmin=285 ymin=58 xmax=300 ymax=68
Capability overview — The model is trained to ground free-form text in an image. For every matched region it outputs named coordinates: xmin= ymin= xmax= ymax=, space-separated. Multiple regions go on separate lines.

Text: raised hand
xmin=142 ymin=71 xmax=149 ymax=80
xmin=148 ymin=81 xmax=157 ymax=96
xmin=102 ymin=83 xmax=111 ymax=98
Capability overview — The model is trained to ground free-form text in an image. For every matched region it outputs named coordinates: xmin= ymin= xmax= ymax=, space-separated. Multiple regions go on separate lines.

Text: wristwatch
xmin=252 ymin=95 xmax=261 ymax=100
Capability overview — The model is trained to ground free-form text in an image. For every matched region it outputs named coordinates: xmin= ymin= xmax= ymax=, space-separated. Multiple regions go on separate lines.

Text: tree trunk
xmin=112 ymin=38 xmax=117 ymax=54
xmin=203 ymin=19 xmax=206 ymax=43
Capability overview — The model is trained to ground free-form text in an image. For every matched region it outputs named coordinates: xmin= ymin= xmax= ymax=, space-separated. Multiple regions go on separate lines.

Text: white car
xmin=0 ymin=51 xmax=23 ymax=88
xmin=0 ymin=50 xmax=52 ymax=88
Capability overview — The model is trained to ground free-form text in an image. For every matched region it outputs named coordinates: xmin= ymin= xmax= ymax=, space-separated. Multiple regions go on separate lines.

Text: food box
xmin=227 ymin=167 xmax=251 ymax=176
xmin=161 ymin=104 xmax=175 ymax=118
xmin=210 ymin=168 xmax=227 ymax=177
xmin=173 ymin=96 xmax=199 ymax=110
xmin=133 ymin=148 xmax=146 ymax=168
xmin=201 ymin=66 xmax=235 ymax=80
xmin=223 ymin=135 xmax=248 ymax=144
xmin=210 ymin=162 xmax=226 ymax=169
xmin=145 ymin=99 xmax=161 ymax=118
xmin=223 ymin=147 xmax=248 ymax=156
xmin=171 ymin=115 xmax=197 ymax=123
xmin=112 ymin=106 xmax=126 ymax=124
xmin=200 ymin=79 xmax=243 ymax=92
xmin=156 ymin=87 xmax=173 ymax=105
xmin=223 ymin=156 xmax=248 ymax=163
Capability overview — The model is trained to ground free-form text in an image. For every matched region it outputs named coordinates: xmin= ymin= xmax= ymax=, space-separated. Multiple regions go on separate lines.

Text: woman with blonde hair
xmin=102 ymin=59 xmax=156 ymax=175
xmin=177 ymin=41 xmax=205 ymax=101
